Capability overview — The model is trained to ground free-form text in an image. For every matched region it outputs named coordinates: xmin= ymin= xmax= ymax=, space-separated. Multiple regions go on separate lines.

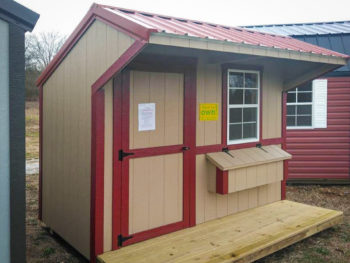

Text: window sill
xmin=227 ymin=138 xmax=259 ymax=145
xmin=287 ymin=126 xmax=314 ymax=130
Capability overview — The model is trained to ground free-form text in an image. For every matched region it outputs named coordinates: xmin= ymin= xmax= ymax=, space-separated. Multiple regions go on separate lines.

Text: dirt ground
xmin=25 ymin=102 xmax=350 ymax=263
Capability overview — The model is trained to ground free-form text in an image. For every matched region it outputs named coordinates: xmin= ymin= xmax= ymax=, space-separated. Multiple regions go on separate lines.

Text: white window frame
xmin=286 ymin=85 xmax=313 ymax=129
xmin=227 ymin=69 xmax=260 ymax=145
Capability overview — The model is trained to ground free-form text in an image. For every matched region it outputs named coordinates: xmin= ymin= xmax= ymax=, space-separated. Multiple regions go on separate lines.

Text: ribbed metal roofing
xmin=243 ymin=21 xmax=350 ymax=36
xmin=101 ymin=5 xmax=349 ymax=58
xmin=242 ymin=21 xmax=350 ymax=75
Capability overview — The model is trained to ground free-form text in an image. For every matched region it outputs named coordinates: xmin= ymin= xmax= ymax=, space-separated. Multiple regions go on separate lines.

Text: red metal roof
xmin=37 ymin=3 xmax=349 ymax=87
xmin=101 ymin=4 xmax=349 ymax=58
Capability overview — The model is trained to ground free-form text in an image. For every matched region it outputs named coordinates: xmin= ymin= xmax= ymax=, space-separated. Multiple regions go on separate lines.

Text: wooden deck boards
xmin=97 ymin=200 xmax=343 ymax=263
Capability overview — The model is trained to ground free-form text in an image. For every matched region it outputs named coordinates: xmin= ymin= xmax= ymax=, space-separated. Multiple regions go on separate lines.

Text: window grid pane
xmin=286 ymin=81 xmax=313 ymax=128
xmin=228 ymin=71 xmax=259 ymax=143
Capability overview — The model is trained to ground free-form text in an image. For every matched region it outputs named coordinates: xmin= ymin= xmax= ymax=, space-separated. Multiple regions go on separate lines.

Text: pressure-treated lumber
xmin=97 ymin=200 xmax=342 ymax=263
xmin=206 ymin=145 xmax=291 ymax=171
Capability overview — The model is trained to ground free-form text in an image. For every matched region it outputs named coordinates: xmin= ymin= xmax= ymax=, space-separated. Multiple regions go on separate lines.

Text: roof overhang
xmin=36 ymin=3 xmax=349 ymax=88
xmin=149 ymin=32 xmax=348 ymax=66
xmin=0 ymin=0 xmax=39 ymax=32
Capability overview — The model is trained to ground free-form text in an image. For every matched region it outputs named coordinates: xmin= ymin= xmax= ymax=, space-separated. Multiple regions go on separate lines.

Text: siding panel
xmin=286 ymin=77 xmax=350 ymax=181
xmin=42 ymin=20 xmax=135 ymax=257
xmin=195 ymin=154 xmax=281 ymax=224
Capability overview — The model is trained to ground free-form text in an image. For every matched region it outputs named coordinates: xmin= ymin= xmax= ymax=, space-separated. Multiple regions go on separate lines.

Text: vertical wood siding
xmin=42 ymin=20 xmax=135 ymax=258
xmin=196 ymin=63 xmax=222 ymax=146
xmin=129 ymin=71 xmax=184 ymax=149
xmin=262 ymin=69 xmax=283 ymax=139
xmin=129 ymin=153 xmax=183 ymax=234
xmin=286 ymin=77 xmax=350 ymax=180
xmin=227 ymin=161 xmax=283 ymax=193
xmin=196 ymin=61 xmax=283 ymax=145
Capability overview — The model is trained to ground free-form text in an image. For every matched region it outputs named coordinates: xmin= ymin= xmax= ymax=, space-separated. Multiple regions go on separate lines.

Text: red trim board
xmin=216 ymin=168 xmax=228 ymax=195
xmin=91 ymin=41 xmax=147 ymax=94
xmin=119 ymin=70 xmax=131 ymax=247
xmin=90 ymin=90 xmax=105 ymax=261
xmin=112 ymin=75 xmax=123 ymax=250
xmin=183 ymin=67 xmax=197 ymax=227
xmin=90 ymin=41 xmax=147 ymax=260
xmin=112 ymin=63 xmax=197 ymax=249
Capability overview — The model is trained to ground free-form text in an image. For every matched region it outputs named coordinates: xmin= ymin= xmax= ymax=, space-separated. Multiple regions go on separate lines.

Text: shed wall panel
xmin=196 ymin=63 xmax=222 ymax=146
xmin=129 ymin=71 xmax=184 ymax=149
xmin=262 ymin=69 xmax=283 ymax=139
xmin=42 ymin=20 xmax=135 ymax=257
xmin=286 ymin=77 xmax=350 ymax=181
xmin=195 ymin=154 xmax=281 ymax=225
xmin=195 ymin=61 xmax=283 ymax=145
xmin=129 ymin=153 xmax=183 ymax=234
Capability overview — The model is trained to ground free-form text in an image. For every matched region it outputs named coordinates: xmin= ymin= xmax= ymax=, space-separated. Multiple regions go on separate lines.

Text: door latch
xmin=118 ymin=234 xmax=133 ymax=247
xmin=119 ymin=149 xmax=134 ymax=161
xmin=182 ymin=146 xmax=190 ymax=151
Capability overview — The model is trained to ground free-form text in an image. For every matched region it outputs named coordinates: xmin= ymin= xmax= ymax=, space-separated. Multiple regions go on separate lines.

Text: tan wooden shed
xmin=36 ymin=4 xmax=348 ymax=263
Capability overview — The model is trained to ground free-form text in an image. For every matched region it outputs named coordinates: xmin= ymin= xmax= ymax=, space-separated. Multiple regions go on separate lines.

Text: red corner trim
xmin=36 ymin=3 xmax=152 ymax=87
xmin=281 ymin=91 xmax=287 ymax=200
xmin=90 ymin=90 xmax=105 ymax=261
xmin=216 ymin=168 xmax=228 ymax=195
xmin=91 ymin=40 xmax=147 ymax=94
xmin=90 ymin=35 xmax=146 ymax=261
xmin=38 ymin=86 xmax=43 ymax=221
xmin=184 ymin=67 xmax=197 ymax=227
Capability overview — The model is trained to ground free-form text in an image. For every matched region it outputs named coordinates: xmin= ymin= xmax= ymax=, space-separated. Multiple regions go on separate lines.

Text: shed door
xmin=114 ymin=70 xmax=190 ymax=248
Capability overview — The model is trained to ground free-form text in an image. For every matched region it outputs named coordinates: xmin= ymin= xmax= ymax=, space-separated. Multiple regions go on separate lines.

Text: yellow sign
xmin=199 ymin=103 xmax=219 ymax=121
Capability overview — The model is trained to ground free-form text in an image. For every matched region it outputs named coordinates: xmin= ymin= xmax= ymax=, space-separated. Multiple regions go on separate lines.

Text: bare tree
xmin=25 ymin=31 xmax=66 ymax=100
xmin=25 ymin=31 xmax=66 ymax=71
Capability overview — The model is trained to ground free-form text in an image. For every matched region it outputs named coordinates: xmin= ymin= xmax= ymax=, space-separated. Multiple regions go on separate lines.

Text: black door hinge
xmin=118 ymin=234 xmax=133 ymax=247
xmin=256 ymin=143 xmax=268 ymax=153
xmin=119 ymin=149 xmax=134 ymax=161
xmin=222 ymin=147 xmax=234 ymax=158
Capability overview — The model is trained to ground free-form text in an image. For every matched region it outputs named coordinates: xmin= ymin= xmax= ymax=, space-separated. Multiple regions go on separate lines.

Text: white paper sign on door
xmin=138 ymin=103 xmax=156 ymax=131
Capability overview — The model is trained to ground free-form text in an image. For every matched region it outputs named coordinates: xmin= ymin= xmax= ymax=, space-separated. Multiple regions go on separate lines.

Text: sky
xmin=18 ymin=0 xmax=350 ymax=36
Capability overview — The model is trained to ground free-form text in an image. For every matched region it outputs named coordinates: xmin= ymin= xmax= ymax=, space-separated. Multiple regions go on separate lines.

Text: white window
xmin=227 ymin=70 xmax=260 ymax=145
xmin=287 ymin=79 xmax=327 ymax=129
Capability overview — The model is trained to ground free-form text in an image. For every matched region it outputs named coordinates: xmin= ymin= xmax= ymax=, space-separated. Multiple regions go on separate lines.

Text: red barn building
xmin=245 ymin=21 xmax=350 ymax=183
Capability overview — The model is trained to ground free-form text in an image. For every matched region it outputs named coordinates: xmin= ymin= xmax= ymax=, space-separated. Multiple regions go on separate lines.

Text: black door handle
xmin=182 ymin=146 xmax=190 ymax=151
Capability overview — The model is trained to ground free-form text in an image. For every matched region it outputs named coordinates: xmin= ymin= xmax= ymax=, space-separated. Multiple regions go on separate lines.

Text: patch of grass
xmin=26 ymin=114 xmax=39 ymax=122
xmin=26 ymin=101 xmax=39 ymax=161
xmin=26 ymin=131 xmax=39 ymax=138
xmin=27 ymin=218 xmax=37 ymax=226
xmin=42 ymin=247 xmax=55 ymax=258
xmin=299 ymin=248 xmax=328 ymax=263
xmin=340 ymin=229 xmax=350 ymax=242
xmin=315 ymin=247 xmax=330 ymax=256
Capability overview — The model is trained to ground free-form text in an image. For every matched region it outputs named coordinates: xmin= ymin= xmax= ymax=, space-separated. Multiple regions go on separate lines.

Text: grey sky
xmin=18 ymin=0 xmax=350 ymax=35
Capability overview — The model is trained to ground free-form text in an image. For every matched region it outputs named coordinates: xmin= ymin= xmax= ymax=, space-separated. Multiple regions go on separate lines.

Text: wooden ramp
xmin=98 ymin=200 xmax=343 ymax=263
